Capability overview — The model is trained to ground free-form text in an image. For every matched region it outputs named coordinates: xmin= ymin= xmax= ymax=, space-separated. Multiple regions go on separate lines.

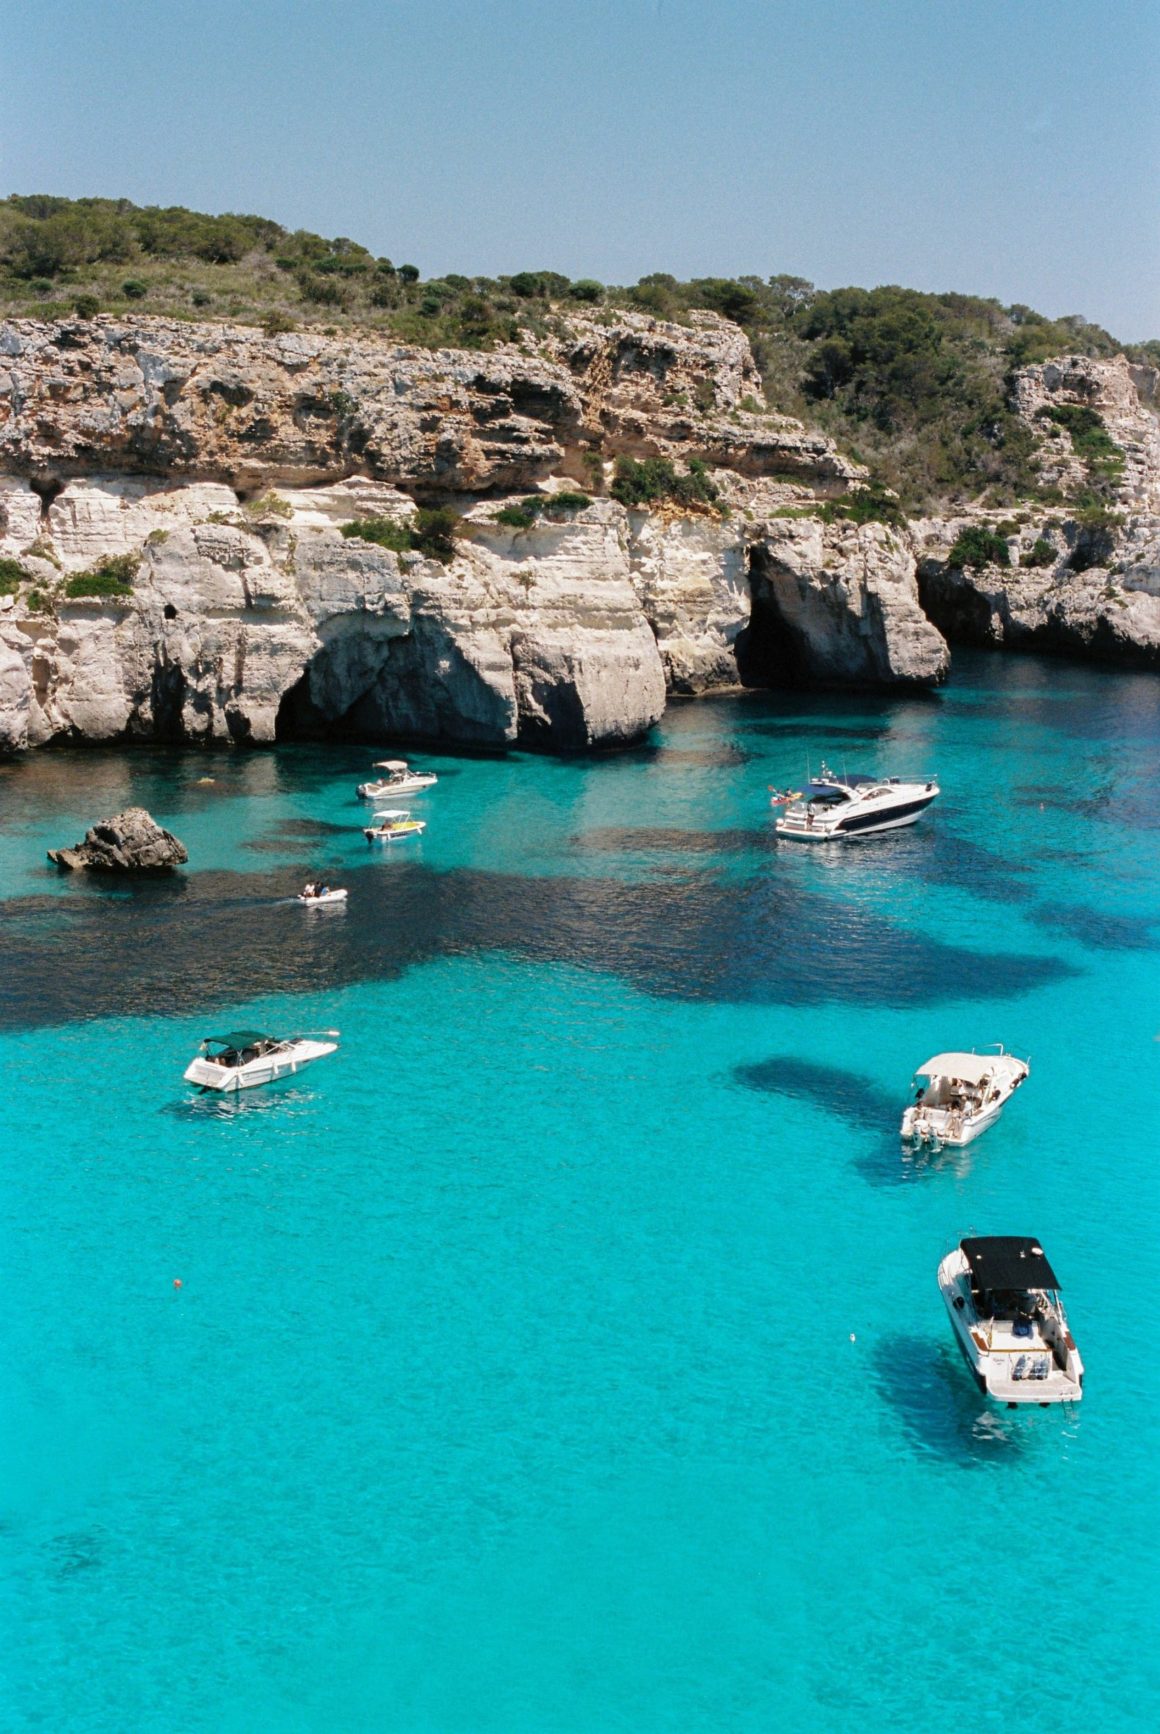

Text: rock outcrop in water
xmin=0 ymin=311 xmax=949 ymax=751
xmin=47 ymin=806 xmax=188 ymax=871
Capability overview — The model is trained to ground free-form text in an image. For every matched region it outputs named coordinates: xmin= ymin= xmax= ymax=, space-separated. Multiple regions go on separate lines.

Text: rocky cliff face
xmin=916 ymin=355 xmax=1160 ymax=670
xmin=0 ymin=310 xmax=950 ymax=752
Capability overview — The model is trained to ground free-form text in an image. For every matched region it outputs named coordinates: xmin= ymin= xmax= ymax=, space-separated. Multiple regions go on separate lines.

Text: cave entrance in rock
xmin=733 ymin=546 xmax=810 ymax=688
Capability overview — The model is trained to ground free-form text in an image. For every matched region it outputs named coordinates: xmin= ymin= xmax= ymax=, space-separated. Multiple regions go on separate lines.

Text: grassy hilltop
xmin=2 ymin=193 xmax=1156 ymax=513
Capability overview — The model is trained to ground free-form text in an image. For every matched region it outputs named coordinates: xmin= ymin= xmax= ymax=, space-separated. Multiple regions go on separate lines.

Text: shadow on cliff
xmin=0 ymin=854 xmax=1076 ymax=1033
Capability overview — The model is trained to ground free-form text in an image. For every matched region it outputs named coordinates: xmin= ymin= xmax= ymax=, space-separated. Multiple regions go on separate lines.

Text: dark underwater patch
xmin=891 ymin=828 xmax=1035 ymax=905
xmin=745 ymin=721 xmax=897 ymax=745
xmin=0 ymin=856 xmax=1076 ymax=1033
xmin=1029 ymin=902 xmax=1158 ymax=951
xmin=572 ymin=826 xmax=776 ymax=856
xmin=242 ymin=816 xmax=353 ymax=852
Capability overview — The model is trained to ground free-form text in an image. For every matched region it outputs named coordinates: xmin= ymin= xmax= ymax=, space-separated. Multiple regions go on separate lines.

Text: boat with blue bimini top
xmin=183 ymin=1029 xmax=339 ymax=1092
xmin=771 ymin=762 xmax=939 ymax=841
xmin=938 ymin=1237 xmax=1084 ymax=1406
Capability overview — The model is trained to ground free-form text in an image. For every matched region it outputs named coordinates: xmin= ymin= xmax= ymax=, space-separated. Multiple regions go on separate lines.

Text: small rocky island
xmin=47 ymin=807 xmax=188 ymax=871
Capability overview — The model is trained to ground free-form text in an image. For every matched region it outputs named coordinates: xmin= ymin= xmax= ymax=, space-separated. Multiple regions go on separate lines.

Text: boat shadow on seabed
xmin=870 ymin=1334 xmax=1077 ymax=1464
xmin=731 ymin=1054 xmax=974 ymax=1188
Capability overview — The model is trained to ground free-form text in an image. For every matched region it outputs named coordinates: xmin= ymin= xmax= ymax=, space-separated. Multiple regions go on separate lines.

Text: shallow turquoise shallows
xmin=2 ymin=651 xmax=1158 ymax=1733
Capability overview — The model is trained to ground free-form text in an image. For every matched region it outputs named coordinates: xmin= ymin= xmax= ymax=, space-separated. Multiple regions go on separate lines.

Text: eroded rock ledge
xmin=0 ymin=309 xmax=958 ymax=752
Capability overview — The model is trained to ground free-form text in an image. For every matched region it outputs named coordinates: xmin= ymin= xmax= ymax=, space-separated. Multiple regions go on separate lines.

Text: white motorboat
xmin=183 ymin=1028 xmax=339 ymax=1092
xmin=357 ymin=759 xmax=438 ymax=800
xmin=938 ymin=1237 xmax=1083 ymax=1405
xmin=901 ymin=1047 xmax=1028 ymax=1147
xmin=364 ymin=808 xmax=426 ymax=842
xmin=297 ymin=884 xmax=348 ymax=906
xmin=771 ymin=762 xmax=938 ymax=841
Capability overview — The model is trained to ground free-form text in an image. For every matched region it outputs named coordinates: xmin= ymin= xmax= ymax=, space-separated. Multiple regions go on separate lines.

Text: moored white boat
xmin=364 ymin=808 xmax=426 ymax=842
xmin=938 ymin=1237 xmax=1083 ymax=1405
xmin=771 ymin=762 xmax=938 ymax=841
xmin=297 ymin=885 xmax=348 ymax=906
xmin=357 ymin=759 xmax=437 ymax=800
xmin=901 ymin=1047 xmax=1028 ymax=1147
xmin=183 ymin=1029 xmax=339 ymax=1092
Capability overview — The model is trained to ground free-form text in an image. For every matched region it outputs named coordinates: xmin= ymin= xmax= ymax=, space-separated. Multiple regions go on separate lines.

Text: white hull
xmin=938 ymin=1250 xmax=1083 ymax=1405
xmin=901 ymin=1049 xmax=1028 ymax=1147
xmin=776 ymin=805 xmax=929 ymax=842
xmin=184 ymin=1038 xmax=337 ymax=1092
xmin=902 ymin=1099 xmax=1004 ymax=1147
xmin=357 ymin=775 xmax=436 ymax=800
xmin=364 ymin=823 xmax=425 ymax=841
xmin=773 ymin=773 xmax=938 ymax=842
xmin=297 ymin=890 xmax=348 ymax=906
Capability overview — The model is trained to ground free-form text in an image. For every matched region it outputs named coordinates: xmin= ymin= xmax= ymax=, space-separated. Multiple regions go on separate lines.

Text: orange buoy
xmin=173 ymin=1279 xmax=183 ymax=1289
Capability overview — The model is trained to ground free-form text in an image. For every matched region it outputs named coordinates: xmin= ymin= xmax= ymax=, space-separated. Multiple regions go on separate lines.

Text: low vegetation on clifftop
xmin=3 ymin=194 xmax=1156 ymax=518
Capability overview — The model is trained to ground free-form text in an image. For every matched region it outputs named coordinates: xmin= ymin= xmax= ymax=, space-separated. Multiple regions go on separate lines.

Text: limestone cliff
xmin=916 ymin=356 xmax=1160 ymax=670
xmin=0 ymin=310 xmax=948 ymax=752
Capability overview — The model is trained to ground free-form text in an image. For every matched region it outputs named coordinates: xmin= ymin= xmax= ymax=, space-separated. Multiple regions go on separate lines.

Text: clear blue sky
xmin=2 ymin=0 xmax=1156 ymax=338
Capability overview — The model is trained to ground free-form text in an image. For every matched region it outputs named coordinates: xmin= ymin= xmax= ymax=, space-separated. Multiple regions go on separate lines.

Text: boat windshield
xmin=803 ymin=784 xmax=850 ymax=806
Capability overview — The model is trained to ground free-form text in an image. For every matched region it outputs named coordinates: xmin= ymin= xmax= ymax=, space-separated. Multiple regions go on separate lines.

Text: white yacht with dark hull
xmin=771 ymin=763 xmax=938 ymax=841
xmin=938 ymin=1237 xmax=1083 ymax=1405
xmin=901 ymin=1047 xmax=1029 ymax=1148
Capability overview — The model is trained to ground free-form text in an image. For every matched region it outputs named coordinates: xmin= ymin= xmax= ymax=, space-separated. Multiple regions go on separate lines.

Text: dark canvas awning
xmin=961 ymin=1236 xmax=1062 ymax=1291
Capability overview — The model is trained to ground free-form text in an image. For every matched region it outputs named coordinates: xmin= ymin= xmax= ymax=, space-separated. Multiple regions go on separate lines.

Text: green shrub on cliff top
xmin=340 ymin=516 xmax=415 ymax=554
xmin=492 ymin=491 xmax=592 ymax=529
xmin=341 ymin=507 xmax=461 ymax=565
xmin=0 ymin=557 xmax=31 ymax=592
xmin=610 ymin=455 xmax=719 ymax=510
xmin=818 ymin=480 xmax=906 ymax=528
xmin=947 ymin=526 xmax=1011 ymax=570
xmin=1020 ymin=538 xmax=1057 ymax=568
xmin=1035 ymin=403 xmax=1125 ymax=479
xmin=64 ymin=552 xmax=140 ymax=597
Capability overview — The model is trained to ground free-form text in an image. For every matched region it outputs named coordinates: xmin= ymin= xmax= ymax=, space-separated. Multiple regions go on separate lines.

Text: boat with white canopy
xmin=357 ymin=760 xmax=437 ymax=800
xmin=183 ymin=1029 xmax=339 ymax=1092
xmin=364 ymin=809 xmax=426 ymax=842
xmin=901 ymin=1047 xmax=1028 ymax=1147
xmin=771 ymin=762 xmax=938 ymax=841
xmin=938 ymin=1237 xmax=1083 ymax=1405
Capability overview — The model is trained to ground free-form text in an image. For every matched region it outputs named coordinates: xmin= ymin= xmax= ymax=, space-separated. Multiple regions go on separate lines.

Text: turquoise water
xmin=1 ymin=651 xmax=1158 ymax=1732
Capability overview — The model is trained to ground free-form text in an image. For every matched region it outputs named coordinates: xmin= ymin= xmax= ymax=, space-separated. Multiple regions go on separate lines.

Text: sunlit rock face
xmin=0 ymin=311 xmax=951 ymax=752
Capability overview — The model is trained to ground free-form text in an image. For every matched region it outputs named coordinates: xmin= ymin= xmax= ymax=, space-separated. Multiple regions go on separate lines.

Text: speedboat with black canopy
xmin=901 ymin=1047 xmax=1029 ymax=1147
xmin=938 ymin=1237 xmax=1083 ymax=1405
xmin=183 ymin=1029 xmax=339 ymax=1092
xmin=771 ymin=762 xmax=938 ymax=841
